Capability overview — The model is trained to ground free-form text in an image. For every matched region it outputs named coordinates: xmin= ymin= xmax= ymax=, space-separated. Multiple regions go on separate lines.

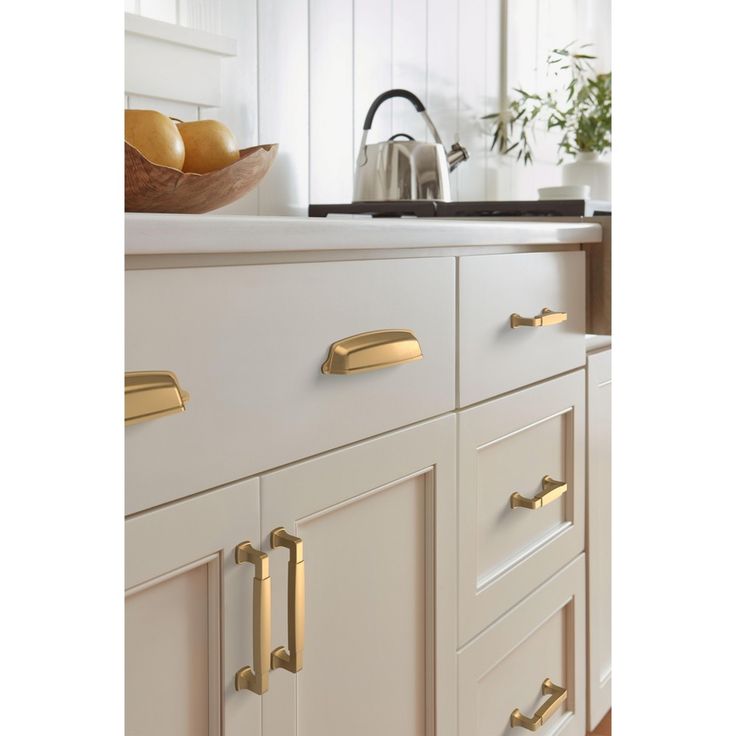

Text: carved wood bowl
xmin=125 ymin=141 xmax=278 ymax=213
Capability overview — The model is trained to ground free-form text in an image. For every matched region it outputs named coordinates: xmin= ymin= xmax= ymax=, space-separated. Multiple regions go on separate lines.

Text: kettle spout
xmin=447 ymin=142 xmax=469 ymax=172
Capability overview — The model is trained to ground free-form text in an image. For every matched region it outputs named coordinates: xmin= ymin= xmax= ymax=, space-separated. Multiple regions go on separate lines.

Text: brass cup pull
xmin=270 ymin=527 xmax=304 ymax=674
xmin=125 ymin=371 xmax=190 ymax=425
xmin=510 ymin=308 xmax=568 ymax=329
xmin=510 ymin=476 xmax=568 ymax=510
xmin=510 ymin=678 xmax=568 ymax=730
xmin=234 ymin=542 xmax=271 ymax=695
xmin=321 ymin=329 xmax=423 ymax=375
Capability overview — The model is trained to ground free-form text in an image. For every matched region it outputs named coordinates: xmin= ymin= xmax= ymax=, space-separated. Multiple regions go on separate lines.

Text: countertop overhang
xmin=125 ymin=213 xmax=603 ymax=255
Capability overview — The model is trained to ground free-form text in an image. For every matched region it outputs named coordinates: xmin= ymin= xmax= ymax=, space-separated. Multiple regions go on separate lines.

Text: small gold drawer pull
xmin=270 ymin=527 xmax=305 ymax=674
xmin=124 ymin=371 xmax=190 ymax=426
xmin=510 ymin=476 xmax=568 ymax=510
xmin=510 ymin=308 xmax=568 ymax=329
xmin=510 ymin=678 xmax=568 ymax=730
xmin=234 ymin=542 xmax=272 ymax=695
xmin=321 ymin=329 xmax=422 ymax=375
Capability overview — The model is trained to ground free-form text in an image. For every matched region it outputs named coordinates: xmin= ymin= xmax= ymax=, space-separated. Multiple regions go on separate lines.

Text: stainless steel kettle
xmin=353 ymin=89 xmax=469 ymax=202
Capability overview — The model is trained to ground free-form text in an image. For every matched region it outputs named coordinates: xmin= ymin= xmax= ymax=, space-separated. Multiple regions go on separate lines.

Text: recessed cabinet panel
xmin=459 ymin=371 xmax=585 ymax=644
xmin=126 ymin=257 xmax=455 ymax=514
xmin=260 ymin=416 xmax=457 ymax=736
xmin=477 ymin=411 xmax=569 ymax=583
xmin=125 ymin=477 xmax=261 ymax=736
xmin=587 ymin=348 xmax=612 ymax=729
xmin=126 ymin=564 xmax=211 ymax=736
xmin=458 ymin=555 xmax=586 ymax=736
xmin=458 ymin=251 xmax=586 ymax=406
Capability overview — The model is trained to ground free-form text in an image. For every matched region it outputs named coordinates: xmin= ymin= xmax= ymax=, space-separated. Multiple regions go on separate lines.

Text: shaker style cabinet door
xmin=458 ymin=370 xmax=585 ymax=644
xmin=458 ymin=555 xmax=586 ymax=736
xmin=587 ymin=348 xmax=612 ymax=729
xmin=125 ymin=478 xmax=262 ymax=736
xmin=259 ymin=415 xmax=457 ymax=736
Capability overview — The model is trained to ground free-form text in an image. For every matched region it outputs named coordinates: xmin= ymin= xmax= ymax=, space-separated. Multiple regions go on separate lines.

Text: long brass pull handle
xmin=125 ymin=371 xmax=190 ymax=425
xmin=510 ymin=308 xmax=568 ymax=329
xmin=234 ymin=542 xmax=271 ymax=695
xmin=510 ymin=476 xmax=568 ymax=510
xmin=270 ymin=527 xmax=304 ymax=673
xmin=510 ymin=678 xmax=568 ymax=730
xmin=321 ymin=329 xmax=423 ymax=375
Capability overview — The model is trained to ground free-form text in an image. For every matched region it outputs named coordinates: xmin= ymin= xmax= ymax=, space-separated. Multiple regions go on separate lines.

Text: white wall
xmin=125 ymin=0 xmax=611 ymax=214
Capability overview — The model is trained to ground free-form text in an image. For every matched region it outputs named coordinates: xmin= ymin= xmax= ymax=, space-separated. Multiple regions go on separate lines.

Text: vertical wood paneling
xmin=139 ymin=0 xmax=177 ymax=24
xmin=257 ymin=0 xmax=310 ymax=215
xmin=309 ymin=0 xmax=354 ymax=204
xmin=392 ymin=0 xmax=428 ymax=142
xmin=180 ymin=0 xmax=222 ymax=32
xmin=457 ymin=0 xmax=487 ymax=200
xmin=211 ymin=0 xmax=259 ymax=215
xmin=484 ymin=0 xmax=502 ymax=199
xmin=124 ymin=0 xmax=609 ymax=209
xmin=353 ymin=0 xmax=393 ymax=162
xmin=427 ymin=0 xmax=459 ymax=198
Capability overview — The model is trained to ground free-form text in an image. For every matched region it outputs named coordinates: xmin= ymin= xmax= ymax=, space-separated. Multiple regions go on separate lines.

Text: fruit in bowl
xmin=124 ymin=110 xmax=185 ymax=170
xmin=176 ymin=120 xmax=241 ymax=174
xmin=124 ymin=109 xmax=278 ymax=214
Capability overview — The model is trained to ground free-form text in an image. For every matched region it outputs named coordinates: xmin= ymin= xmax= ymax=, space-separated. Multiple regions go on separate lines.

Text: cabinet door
xmin=260 ymin=415 xmax=456 ymax=736
xmin=587 ymin=349 xmax=612 ymax=728
xmin=126 ymin=478 xmax=261 ymax=736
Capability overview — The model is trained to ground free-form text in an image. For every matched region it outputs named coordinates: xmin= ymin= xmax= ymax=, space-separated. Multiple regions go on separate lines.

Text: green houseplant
xmin=484 ymin=43 xmax=611 ymax=166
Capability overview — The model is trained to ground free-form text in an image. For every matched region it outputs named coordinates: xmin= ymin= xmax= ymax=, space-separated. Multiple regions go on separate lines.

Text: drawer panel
xmin=458 ymin=555 xmax=586 ymax=736
xmin=458 ymin=251 xmax=585 ymax=406
xmin=126 ymin=258 xmax=455 ymax=514
xmin=458 ymin=371 xmax=585 ymax=644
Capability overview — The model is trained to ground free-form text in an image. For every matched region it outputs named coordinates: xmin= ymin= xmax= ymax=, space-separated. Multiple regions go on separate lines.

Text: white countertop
xmin=125 ymin=213 xmax=602 ymax=254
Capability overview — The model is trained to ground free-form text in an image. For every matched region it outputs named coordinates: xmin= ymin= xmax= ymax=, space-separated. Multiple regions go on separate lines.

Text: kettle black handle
xmin=362 ymin=89 xmax=426 ymax=131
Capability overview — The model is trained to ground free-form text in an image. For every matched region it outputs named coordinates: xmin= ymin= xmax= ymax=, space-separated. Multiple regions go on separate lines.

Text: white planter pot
xmin=562 ymin=152 xmax=611 ymax=200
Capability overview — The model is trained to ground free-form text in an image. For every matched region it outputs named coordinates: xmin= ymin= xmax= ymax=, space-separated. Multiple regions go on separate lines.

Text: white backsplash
xmin=125 ymin=0 xmax=611 ymax=215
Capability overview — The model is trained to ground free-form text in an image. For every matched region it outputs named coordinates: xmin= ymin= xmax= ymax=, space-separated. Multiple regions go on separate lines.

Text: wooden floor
xmin=588 ymin=710 xmax=612 ymax=736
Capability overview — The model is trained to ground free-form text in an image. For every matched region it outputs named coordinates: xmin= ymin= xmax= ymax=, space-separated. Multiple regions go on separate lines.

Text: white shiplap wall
xmin=125 ymin=0 xmax=611 ymax=214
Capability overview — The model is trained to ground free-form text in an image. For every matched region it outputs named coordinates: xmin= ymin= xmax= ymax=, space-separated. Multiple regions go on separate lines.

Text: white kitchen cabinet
xmin=126 ymin=257 xmax=455 ymax=514
xmin=458 ymin=554 xmax=586 ymax=736
xmin=587 ymin=348 xmax=612 ymax=729
xmin=260 ymin=415 xmax=457 ymax=736
xmin=125 ymin=478 xmax=262 ymax=736
xmin=125 ymin=215 xmax=608 ymax=736
xmin=458 ymin=370 xmax=585 ymax=644
xmin=458 ymin=251 xmax=586 ymax=406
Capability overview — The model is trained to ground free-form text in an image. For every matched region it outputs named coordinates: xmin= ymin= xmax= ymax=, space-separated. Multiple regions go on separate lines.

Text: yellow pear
xmin=125 ymin=109 xmax=185 ymax=170
xmin=177 ymin=120 xmax=240 ymax=174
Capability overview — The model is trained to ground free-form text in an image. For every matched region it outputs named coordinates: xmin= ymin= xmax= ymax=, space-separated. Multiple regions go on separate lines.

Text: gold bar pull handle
xmin=510 ymin=476 xmax=568 ymax=510
xmin=234 ymin=542 xmax=271 ymax=695
xmin=510 ymin=308 xmax=568 ymax=329
xmin=510 ymin=678 xmax=568 ymax=730
xmin=125 ymin=371 xmax=190 ymax=425
xmin=321 ymin=329 xmax=423 ymax=375
xmin=270 ymin=527 xmax=304 ymax=674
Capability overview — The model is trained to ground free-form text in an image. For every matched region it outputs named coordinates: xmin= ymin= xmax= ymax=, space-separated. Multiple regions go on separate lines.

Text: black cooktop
xmin=308 ymin=200 xmax=610 ymax=218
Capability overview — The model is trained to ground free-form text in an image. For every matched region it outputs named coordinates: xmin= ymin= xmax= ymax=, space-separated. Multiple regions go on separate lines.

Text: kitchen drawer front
xmin=458 ymin=370 xmax=585 ymax=645
xmin=126 ymin=257 xmax=455 ymax=514
xmin=458 ymin=555 xmax=586 ymax=736
xmin=458 ymin=251 xmax=585 ymax=406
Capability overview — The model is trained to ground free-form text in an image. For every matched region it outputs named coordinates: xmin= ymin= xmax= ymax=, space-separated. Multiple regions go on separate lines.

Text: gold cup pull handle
xmin=321 ymin=329 xmax=423 ymax=375
xmin=510 ymin=678 xmax=568 ymax=730
xmin=510 ymin=476 xmax=568 ymax=510
xmin=510 ymin=308 xmax=568 ymax=329
xmin=125 ymin=370 xmax=190 ymax=425
xmin=234 ymin=542 xmax=271 ymax=695
xmin=270 ymin=527 xmax=304 ymax=674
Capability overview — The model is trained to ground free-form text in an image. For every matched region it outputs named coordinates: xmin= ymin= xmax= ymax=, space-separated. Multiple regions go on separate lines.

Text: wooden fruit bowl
xmin=125 ymin=141 xmax=278 ymax=214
